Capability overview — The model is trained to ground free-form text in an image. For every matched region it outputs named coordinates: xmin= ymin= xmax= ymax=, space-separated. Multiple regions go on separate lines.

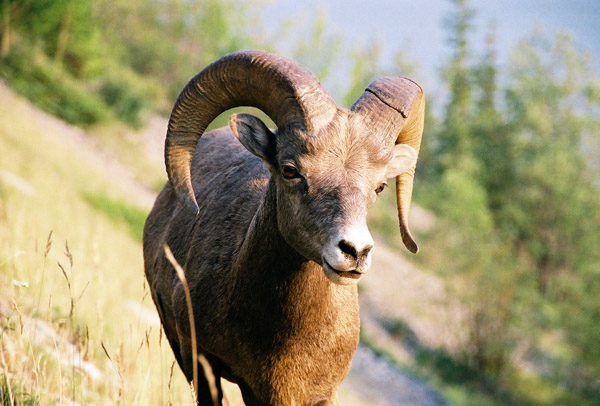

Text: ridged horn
xmin=351 ymin=77 xmax=425 ymax=253
xmin=165 ymin=50 xmax=337 ymax=214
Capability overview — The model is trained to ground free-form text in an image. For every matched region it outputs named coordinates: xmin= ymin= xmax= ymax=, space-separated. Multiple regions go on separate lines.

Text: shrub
xmin=99 ymin=76 xmax=149 ymax=129
xmin=0 ymin=49 xmax=110 ymax=126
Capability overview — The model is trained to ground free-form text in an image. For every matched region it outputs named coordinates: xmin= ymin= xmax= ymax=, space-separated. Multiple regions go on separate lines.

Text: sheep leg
xmin=153 ymin=293 xmax=187 ymax=372
xmin=194 ymin=358 xmax=226 ymax=406
xmin=176 ymin=333 xmax=225 ymax=405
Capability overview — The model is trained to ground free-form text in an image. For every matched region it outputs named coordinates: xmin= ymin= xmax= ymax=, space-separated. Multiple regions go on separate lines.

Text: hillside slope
xmin=0 ymin=81 xmax=447 ymax=405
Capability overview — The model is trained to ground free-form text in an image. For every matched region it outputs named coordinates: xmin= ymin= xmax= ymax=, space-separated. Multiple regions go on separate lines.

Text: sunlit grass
xmin=0 ymin=91 xmax=194 ymax=405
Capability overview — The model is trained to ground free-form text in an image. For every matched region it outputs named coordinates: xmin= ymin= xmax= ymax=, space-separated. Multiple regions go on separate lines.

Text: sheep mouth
xmin=333 ymin=269 xmax=363 ymax=279
xmin=322 ymin=259 xmax=363 ymax=283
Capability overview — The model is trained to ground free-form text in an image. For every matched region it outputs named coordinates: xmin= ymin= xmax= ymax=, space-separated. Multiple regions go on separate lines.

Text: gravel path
xmin=339 ymin=345 xmax=447 ymax=406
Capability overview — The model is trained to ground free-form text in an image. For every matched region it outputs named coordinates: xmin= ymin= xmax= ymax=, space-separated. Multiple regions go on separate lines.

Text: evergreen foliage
xmin=418 ymin=1 xmax=600 ymax=401
xmin=0 ymin=0 xmax=258 ymax=125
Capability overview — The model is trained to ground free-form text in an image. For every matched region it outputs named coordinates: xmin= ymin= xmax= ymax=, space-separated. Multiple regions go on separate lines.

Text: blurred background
xmin=0 ymin=0 xmax=599 ymax=405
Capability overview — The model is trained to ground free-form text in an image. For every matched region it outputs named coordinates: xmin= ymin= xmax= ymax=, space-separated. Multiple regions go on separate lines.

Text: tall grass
xmin=0 ymin=88 xmax=194 ymax=404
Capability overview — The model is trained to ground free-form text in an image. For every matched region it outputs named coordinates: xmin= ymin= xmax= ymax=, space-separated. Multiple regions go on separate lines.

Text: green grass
xmin=0 ymin=382 xmax=39 ymax=406
xmin=0 ymin=48 xmax=110 ymax=126
xmin=86 ymin=120 xmax=167 ymax=193
xmin=83 ymin=192 xmax=148 ymax=241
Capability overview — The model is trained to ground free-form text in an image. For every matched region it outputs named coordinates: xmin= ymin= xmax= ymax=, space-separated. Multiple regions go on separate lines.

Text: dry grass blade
xmin=145 ymin=327 xmax=152 ymax=348
xmin=11 ymin=300 xmax=24 ymax=335
xmin=0 ymin=341 xmax=15 ymax=406
xmin=168 ymin=360 xmax=175 ymax=391
xmin=52 ymin=331 xmax=63 ymax=405
xmin=64 ymin=241 xmax=73 ymax=268
xmin=167 ymin=360 xmax=176 ymax=406
xmin=74 ymin=282 xmax=90 ymax=304
xmin=163 ymin=244 xmax=219 ymax=406
xmin=57 ymin=261 xmax=71 ymax=291
xmin=45 ymin=230 xmax=53 ymax=258
xmin=198 ymin=356 xmax=219 ymax=405
xmin=100 ymin=340 xmax=112 ymax=362
xmin=57 ymin=261 xmax=75 ymax=319
xmin=101 ymin=340 xmax=125 ymax=396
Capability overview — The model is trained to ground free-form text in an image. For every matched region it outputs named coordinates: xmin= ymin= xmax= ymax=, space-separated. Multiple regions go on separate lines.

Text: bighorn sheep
xmin=143 ymin=50 xmax=425 ymax=405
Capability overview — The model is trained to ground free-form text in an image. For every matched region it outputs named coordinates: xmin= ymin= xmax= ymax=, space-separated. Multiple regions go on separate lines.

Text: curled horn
xmin=351 ymin=77 xmax=425 ymax=253
xmin=165 ymin=50 xmax=336 ymax=214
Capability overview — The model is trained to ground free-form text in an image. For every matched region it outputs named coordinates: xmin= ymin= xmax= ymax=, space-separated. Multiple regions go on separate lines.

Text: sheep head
xmin=165 ymin=51 xmax=425 ymax=285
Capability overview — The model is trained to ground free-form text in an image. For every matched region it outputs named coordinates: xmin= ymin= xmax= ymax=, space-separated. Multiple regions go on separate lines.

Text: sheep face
xmin=230 ymin=111 xmax=417 ymax=285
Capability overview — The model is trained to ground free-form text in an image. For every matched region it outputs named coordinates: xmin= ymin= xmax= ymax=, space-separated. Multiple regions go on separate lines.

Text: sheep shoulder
xmin=143 ymin=126 xmax=269 ymax=346
xmin=144 ymin=126 xmax=269 ymax=277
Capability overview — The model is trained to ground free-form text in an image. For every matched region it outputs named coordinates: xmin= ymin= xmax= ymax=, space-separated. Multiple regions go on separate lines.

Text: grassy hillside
xmin=0 ymin=82 xmax=196 ymax=405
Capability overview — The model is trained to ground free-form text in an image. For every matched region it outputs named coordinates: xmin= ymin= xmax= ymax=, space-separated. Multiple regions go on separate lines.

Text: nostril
xmin=338 ymin=240 xmax=358 ymax=260
xmin=338 ymin=240 xmax=373 ymax=261
xmin=360 ymin=244 xmax=373 ymax=258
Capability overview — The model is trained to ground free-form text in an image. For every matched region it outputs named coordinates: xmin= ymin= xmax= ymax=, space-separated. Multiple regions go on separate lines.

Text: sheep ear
xmin=385 ymin=144 xmax=418 ymax=179
xmin=229 ymin=113 xmax=276 ymax=163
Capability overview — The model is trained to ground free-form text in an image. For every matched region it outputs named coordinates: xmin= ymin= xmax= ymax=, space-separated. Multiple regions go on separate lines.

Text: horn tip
xmin=401 ymin=228 xmax=419 ymax=254
xmin=409 ymin=243 xmax=419 ymax=254
xmin=405 ymin=238 xmax=419 ymax=254
xmin=180 ymin=192 xmax=200 ymax=216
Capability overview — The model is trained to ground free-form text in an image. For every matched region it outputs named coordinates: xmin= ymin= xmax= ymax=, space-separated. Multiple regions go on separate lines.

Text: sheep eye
xmin=375 ymin=182 xmax=387 ymax=194
xmin=281 ymin=165 xmax=300 ymax=179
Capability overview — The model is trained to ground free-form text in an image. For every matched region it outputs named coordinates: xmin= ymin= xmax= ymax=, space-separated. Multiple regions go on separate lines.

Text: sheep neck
xmin=219 ymin=179 xmax=360 ymax=400
xmin=233 ymin=178 xmax=325 ymax=293
xmin=230 ymin=179 xmax=358 ymax=340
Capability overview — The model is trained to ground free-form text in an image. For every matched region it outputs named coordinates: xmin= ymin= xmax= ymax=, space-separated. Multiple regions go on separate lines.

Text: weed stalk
xmin=163 ymin=244 xmax=218 ymax=406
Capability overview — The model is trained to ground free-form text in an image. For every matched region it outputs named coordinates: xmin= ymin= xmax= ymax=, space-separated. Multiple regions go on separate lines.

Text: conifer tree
xmin=471 ymin=24 xmax=515 ymax=215
xmin=438 ymin=0 xmax=476 ymax=173
xmin=503 ymin=32 xmax=600 ymax=294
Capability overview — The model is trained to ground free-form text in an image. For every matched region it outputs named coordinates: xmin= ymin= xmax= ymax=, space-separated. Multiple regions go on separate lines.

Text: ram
xmin=143 ymin=50 xmax=425 ymax=405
